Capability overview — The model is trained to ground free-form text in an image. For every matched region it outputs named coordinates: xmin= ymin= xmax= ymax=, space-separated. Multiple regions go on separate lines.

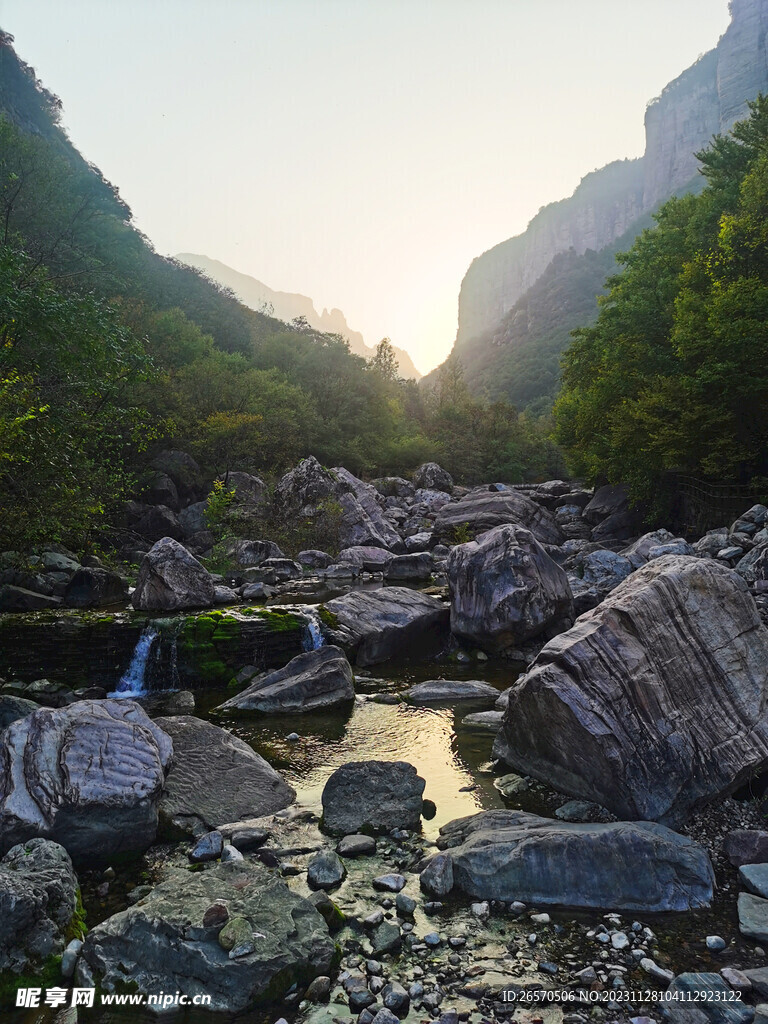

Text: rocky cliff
xmin=177 ymin=253 xmax=421 ymax=380
xmin=453 ymin=0 xmax=768 ymax=354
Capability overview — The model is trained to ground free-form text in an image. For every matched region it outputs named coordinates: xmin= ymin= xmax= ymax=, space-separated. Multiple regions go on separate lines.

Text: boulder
xmin=0 ymin=694 xmax=38 ymax=729
xmin=298 ymin=549 xmax=334 ymax=569
xmin=132 ymin=537 xmax=215 ymax=612
xmin=220 ymin=472 xmax=266 ymax=505
xmin=434 ymin=489 xmax=563 ymax=546
xmin=736 ymin=544 xmax=768 ymax=584
xmin=622 ymin=529 xmax=677 ymax=567
xmin=413 ymin=463 xmax=453 ymax=494
xmin=385 ymin=553 xmax=434 ymax=581
xmin=0 ymin=585 xmax=61 ymax=611
xmin=447 ymin=526 xmax=573 ymax=651
xmin=725 ymin=830 xmax=768 ymax=867
xmin=214 ymin=646 xmax=354 ymax=715
xmin=149 ymin=449 xmax=204 ymax=505
xmin=134 ymin=505 xmax=184 ymax=543
xmin=321 ymin=760 xmax=426 ymax=836
xmin=434 ymin=810 xmax=714 ymax=912
xmin=230 ymin=540 xmax=284 ymax=567
xmin=334 ymin=469 xmax=405 ymax=552
xmin=0 ymin=839 xmax=82 ymax=979
xmin=63 ymin=567 xmax=128 ymax=609
xmin=494 ymin=556 xmax=768 ymax=826
xmin=739 ymin=892 xmax=768 ymax=943
xmin=78 ymin=860 xmax=336 ymax=1014
xmin=155 ymin=716 xmax=295 ymax=837
xmin=372 ymin=477 xmax=416 ymax=499
xmin=338 ymin=546 xmax=394 ymax=572
xmin=143 ymin=470 xmax=179 ymax=510
xmin=275 ymin=456 xmax=338 ymax=510
xmin=325 ymin=587 xmax=449 ymax=666
xmin=667 ymin=974 xmax=754 ymax=1024
xmin=178 ymin=500 xmax=208 ymax=536
xmin=583 ymin=484 xmax=630 ymax=526
xmin=574 ymin=548 xmax=634 ymax=595
xmin=404 ymin=680 xmax=500 ymax=705
xmin=0 ymin=700 xmax=172 ymax=861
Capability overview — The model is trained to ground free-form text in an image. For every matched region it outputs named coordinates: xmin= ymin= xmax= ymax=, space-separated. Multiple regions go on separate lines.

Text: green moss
xmin=0 ymin=955 xmax=62 ymax=1009
xmin=251 ymin=608 xmax=303 ymax=632
xmin=65 ymin=888 xmax=87 ymax=943
xmin=317 ymin=604 xmax=338 ymax=630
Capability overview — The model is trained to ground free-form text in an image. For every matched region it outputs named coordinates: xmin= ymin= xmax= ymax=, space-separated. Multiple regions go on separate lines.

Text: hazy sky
xmin=2 ymin=0 xmax=732 ymax=373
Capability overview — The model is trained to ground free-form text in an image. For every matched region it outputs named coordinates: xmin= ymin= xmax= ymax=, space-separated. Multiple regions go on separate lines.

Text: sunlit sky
xmin=2 ymin=0 xmax=732 ymax=373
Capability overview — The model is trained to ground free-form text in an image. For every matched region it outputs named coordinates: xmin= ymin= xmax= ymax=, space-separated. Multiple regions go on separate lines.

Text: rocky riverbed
xmin=4 ymin=457 xmax=768 ymax=1024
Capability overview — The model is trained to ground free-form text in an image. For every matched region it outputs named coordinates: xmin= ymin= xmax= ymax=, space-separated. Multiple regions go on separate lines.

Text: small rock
xmin=706 ymin=935 xmax=727 ymax=952
xmin=220 ymin=844 xmax=243 ymax=863
xmin=338 ymin=834 xmax=377 ymax=857
xmin=373 ymin=873 xmax=406 ymax=893
xmin=190 ymin=830 xmax=224 ymax=863
xmin=307 ymin=850 xmax=347 ymax=890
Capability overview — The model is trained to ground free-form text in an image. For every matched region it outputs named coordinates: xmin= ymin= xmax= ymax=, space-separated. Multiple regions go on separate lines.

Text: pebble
xmin=470 ymin=901 xmax=490 ymax=920
xmin=530 ymin=913 xmax=551 ymax=925
xmin=424 ymin=932 xmax=442 ymax=947
xmin=396 ymin=892 xmax=416 ymax=916
xmin=220 ymin=844 xmax=243 ymax=863
xmin=286 ymin=732 xmax=300 ymax=741
xmin=611 ymin=931 xmax=630 ymax=950
xmin=60 ymin=938 xmax=83 ymax=979
xmin=706 ymin=935 xmax=727 ymax=951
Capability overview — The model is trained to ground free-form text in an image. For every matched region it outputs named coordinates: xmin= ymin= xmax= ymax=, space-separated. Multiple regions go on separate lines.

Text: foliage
xmin=555 ymin=96 xmax=768 ymax=505
xmin=203 ymin=479 xmax=236 ymax=537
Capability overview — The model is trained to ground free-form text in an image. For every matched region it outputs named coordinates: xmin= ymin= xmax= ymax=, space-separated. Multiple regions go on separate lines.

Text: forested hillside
xmin=555 ymin=96 xmax=768 ymax=507
xmin=0 ymin=32 xmax=562 ymax=550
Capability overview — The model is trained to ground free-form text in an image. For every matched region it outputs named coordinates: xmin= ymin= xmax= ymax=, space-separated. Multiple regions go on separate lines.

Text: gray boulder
xmin=275 ymin=456 xmax=338 ymax=509
xmin=413 ymin=463 xmax=453 ymax=494
xmin=221 ymin=472 xmax=266 ymax=505
xmin=178 ymin=500 xmax=208 ymax=536
xmin=0 ymin=585 xmax=61 ymax=611
xmin=78 ymin=860 xmax=335 ymax=1014
xmin=0 ymin=694 xmax=38 ymax=729
xmin=298 ymin=549 xmax=334 ymax=569
xmin=63 ymin=567 xmax=128 ymax=609
xmin=0 ymin=700 xmax=172 ymax=861
xmin=435 ymin=810 xmax=714 ymax=912
xmin=149 ymin=450 xmax=204 ymax=505
xmin=667 ymin=974 xmax=754 ymax=1024
xmin=434 ymin=489 xmax=563 ymax=546
xmin=574 ymin=548 xmax=634 ymax=594
xmin=156 ymin=716 xmax=295 ymax=837
xmin=132 ymin=537 xmax=215 ymax=612
xmin=623 ymin=529 xmax=677 ymax=567
xmin=740 ymin=893 xmax=768 ymax=943
xmin=334 ymin=468 xmax=404 ymax=552
xmin=447 ymin=525 xmax=573 ymax=652
xmin=583 ymin=483 xmax=630 ymax=526
xmin=0 ymin=839 xmax=82 ymax=978
xmin=338 ymin=546 xmax=394 ymax=572
xmin=385 ymin=553 xmax=434 ymax=581
xmin=494 ymin=556 xmax=768 ymax=826
xmin=230 ymin=539 xmax=284 ymax=567
xmin=214 ymin=646 xmax=354 ymax=715
xmin=321 ymin=760 xmax=426 ymax=836
xmin=404 ymin=680 xmax=500 ymax=705
xmin=325 ymin=587 xmax=449 ymax=666
xmin=134 ymin=505 xmax=184 ymax=543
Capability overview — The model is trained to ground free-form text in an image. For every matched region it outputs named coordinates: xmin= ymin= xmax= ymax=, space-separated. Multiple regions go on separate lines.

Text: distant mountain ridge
xmin=428 ymin=0 xmax=768 ymax=410
xmin=176 ymin=253 xmax=421 ymax=380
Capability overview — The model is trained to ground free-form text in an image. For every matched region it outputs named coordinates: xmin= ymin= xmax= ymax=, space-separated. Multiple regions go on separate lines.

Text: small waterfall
xmin=111 ymin=620 xmax=181 ymax=697
xmin=111 ymin=627 xmax=159 ymax=697
xmin=302 ymin=612 xmax=325 ymax=652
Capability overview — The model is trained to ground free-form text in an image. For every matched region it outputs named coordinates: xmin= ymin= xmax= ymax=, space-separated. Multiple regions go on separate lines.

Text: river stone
xmin=667 ymin=973 xmax=755 ymax=1024
xmin=726 ymin=831 xmax=768 ymax=867
xmin=214 ymin=646 xmax=354 ymax=715
xmin=321 ymin=760 xmax=426 ymax=836
xmin=334 ymin=467 xmax=405 ymax=553
xmin=739 ymin=893 xmax=768 ymax=942
xmin=230 ymin=539 xmax=283 ymax=567
xmin=494 ymin=556 xmax=768 ymax=826
xmin=0 ymin=699 xmax=172 ymax=861
xmin=337 ymin=835 xmax=377 ymax=857
xmin=740 ymin=864 xmax=768 ymax=899
xmin=434 ymin=489 xmax=563 ymax=546
xmin=404 ymin=680 xmax=499 ymax=704
xmin=434 ymin=810 xmax=714 ymax=911
xmin=77 ymin=860 xmax=335 ymax=1014
xmin=0 ymin=694 xmax=38 ymax=729
xmin=0 ymin=839 xmax=80 ymax=979
xmin=370 ymin=921 xmax=401 ymax=956
xmin=155 ymin=716 xmax=295 ymax=837
xmin=325 ymin=588 xmax=449 ymax=666
xmin=420 ymin=853 xmax=454 ymax=898
xmin=338 ymin=546 xmax=394 ymax=571
xmin=461 ymin=710 xmax=504 ymax=731
xmin=447 ymin=525 xmax=573 ymax=651
xmin=413 ymin=462 xmax=453 ymax=493
xmin=190 ymin=831 xmax=224 ymax=863
xmin=385 ymin=553 xmax=434 ymax=581
xmin=307 ymin=851 xmax=346 ymax=890
xmin=132 ymin=537 xmax=215 ymax=612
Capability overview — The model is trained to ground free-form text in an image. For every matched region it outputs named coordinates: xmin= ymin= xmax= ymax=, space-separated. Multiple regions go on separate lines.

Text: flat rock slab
xmin=667 ymin=973 xmax=755 ymax=1024
xmin=78 ymin=860 xmax=336 ymax=1014
xmin=461 ymin=711 xmax=504 ymax=732
xmin=325 ymin=588 xmax=449 ymax=666
xmin=0 ymin=699 xmax=172 ymax=862
xmin=214 ymin=646 xmax=354 ymax=715
xmin=494 ymin=556 xmax=768 ymax=826
xmin=404 ymin=680 xmax=500 ymax=705
xmin=156 ymin=716 xmax=295 ymax=837
xmin=739 ymin=892 xmax=768 ymax=943
xmin=740 ymin=863 xmax=768 ymax=899
xmin=434 ymin=809 xmax=714 ymax=912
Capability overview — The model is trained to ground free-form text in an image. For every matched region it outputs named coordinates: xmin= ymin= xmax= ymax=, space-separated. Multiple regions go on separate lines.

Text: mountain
xmin=429 ymin=0 xmax=768 ymax=411
xmin=176 ymin=253 xmax=421 ymax=381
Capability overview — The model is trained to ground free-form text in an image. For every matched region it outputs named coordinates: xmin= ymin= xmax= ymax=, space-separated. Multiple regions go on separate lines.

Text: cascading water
xmin=110 ymin=619 xmax=181 ymax=697
xmin=110 ymin=626 xmax=159 ymax=697
xmin=302 ymin=611 xmax=326 ymax=652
